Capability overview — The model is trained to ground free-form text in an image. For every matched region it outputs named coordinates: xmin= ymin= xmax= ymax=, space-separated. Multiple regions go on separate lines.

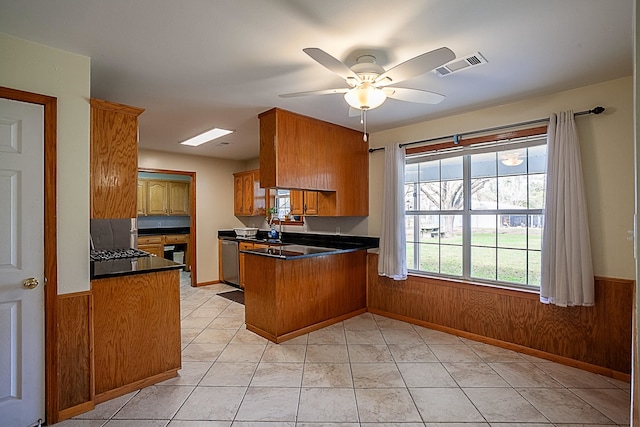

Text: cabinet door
xmin=290 ymin=190 xmax=304 ymax=216
xmin=238 ymin=241 xmax=254 ymax=289
xmin=252 ymin=170 xmax=266 ymax=216
xmin=147 ymin=181 xmax=169 ymax=215
xmin=137 ymin=180 xmax=147 ymax=216
xmin=90 ymin=99 xmax=144 ymax=219
xmin=242 ymin=173 xmax=254 ymax=215
xmin=233 ymin=174 xmax=244 ymax=215
xmin=304 ymin=191 xmax=318 ymax=216
xmin=169 ymin=182 xmax=190 ymax=215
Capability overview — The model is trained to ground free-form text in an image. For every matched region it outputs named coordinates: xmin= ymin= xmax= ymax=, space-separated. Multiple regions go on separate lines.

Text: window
xmin=405 ymin=132 xmax=546 ymax=289
xmin=274 ymin=189 xmax=291 ymax=220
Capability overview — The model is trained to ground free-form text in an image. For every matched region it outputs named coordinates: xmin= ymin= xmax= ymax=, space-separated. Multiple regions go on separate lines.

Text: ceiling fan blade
xmin=384 ymin=87 xmax=445 ymax=104
xmin=375 ymin=47 xmax=455 ymax=86
xmin=279 ymin=88 xmax=349 ymax=98
xmin=303 ymin=48 xmax=362 ymax=83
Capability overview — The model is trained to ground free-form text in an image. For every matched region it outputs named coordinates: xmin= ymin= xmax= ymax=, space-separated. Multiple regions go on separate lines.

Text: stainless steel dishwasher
xmin=220 ymin=239 xmax=239 ymax=287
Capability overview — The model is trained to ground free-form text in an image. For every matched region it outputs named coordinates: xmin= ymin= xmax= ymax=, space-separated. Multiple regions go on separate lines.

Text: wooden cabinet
xmin=233 ymin=169 xmax=265 ymax=216
xmin=138 ymin=179 xmax=190 ymax=216
xmin=137 ymin=180 xmax=147 ymax=216
xmin=290 ymin=190 xmax=318 ymax=216
xmin=92 ymin=270 xmax=181 ymax=400
xmin=244 ymin=250 xmax=367 ymax=343
xmin=137 ymin=235 xmax=164 ymax=258
xmin=139 ymin=234 xmax=191 ymax=271
xmin=258 ymin=108 xmax=368 ymax=216
xmin=168 ymin=182 xmax=190 ymax=215
xmin=146 ymin=180 xmax=168 ymax=215
xmin=90 ymin=98 xmax=144 ymax=219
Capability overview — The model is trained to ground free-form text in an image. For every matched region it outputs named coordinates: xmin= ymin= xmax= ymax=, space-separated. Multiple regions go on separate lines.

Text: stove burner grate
xmin=90 ymin=248 xmax=152 ymax=262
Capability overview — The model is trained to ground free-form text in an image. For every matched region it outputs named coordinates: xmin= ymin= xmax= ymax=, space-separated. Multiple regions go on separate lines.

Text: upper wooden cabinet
xmin=258 ymin=108 xmax=368 ymax=216
xmin=90 ymin=98 xmax=144 ymax=219
xmin=138 ymin=179 xmax=190 ymax=216
xmin=233 ymin=169 xmax=265 ymax=216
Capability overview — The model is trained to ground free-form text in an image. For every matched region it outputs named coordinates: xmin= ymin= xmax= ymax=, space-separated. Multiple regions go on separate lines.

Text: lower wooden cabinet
xmin=92 ymin=270 xmax=181 ymax=402
xmin=138 ymin=234 xmax=191 ymax=271
xmin=137 ymin=235 xmax=163 ymax=258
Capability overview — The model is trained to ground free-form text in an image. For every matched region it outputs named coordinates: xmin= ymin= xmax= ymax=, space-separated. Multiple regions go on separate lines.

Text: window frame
xmin=404 ymin=126 xmax=547 ymax=291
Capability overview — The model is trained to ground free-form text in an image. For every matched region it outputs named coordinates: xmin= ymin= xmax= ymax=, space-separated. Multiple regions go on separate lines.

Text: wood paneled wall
xmin=57 ymin=292 xmax=93 ymax=419
xmin=367 ymin=253 xmax=633 ymax=378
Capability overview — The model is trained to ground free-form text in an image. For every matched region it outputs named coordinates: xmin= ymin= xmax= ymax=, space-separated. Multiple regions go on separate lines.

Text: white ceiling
xmin=0 ymin=0 xmax=633 ymax=160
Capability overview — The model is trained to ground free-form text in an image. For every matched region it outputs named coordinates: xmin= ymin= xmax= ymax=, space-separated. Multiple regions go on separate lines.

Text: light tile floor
xmin=59 ymin=273 xmax=632 ymax=426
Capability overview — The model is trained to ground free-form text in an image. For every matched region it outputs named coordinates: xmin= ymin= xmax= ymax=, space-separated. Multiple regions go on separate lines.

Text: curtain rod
xmin=367 ymin=106 xmax=605 ymax=153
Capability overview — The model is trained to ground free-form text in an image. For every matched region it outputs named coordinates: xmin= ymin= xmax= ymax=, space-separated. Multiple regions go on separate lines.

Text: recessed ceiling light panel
xmin=180 ymin=127 xmax=233 ymax=146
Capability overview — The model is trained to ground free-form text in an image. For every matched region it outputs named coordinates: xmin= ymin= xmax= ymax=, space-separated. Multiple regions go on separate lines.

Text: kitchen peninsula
xmin=219 ymin=231 xmax=378 ymax=343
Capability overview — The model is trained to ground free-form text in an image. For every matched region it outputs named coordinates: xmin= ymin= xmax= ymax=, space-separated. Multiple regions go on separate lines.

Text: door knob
xmin=23 ymin=277 xmax=39 ymax=289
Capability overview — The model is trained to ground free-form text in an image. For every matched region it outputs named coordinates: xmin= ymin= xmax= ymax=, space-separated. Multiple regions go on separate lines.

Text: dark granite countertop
xmin=138 ymin=227 xmax=190 ymax=236
xmin=91 ymin=255 xmax=184 ymax=280
xmin=218 ymin=230 xmax=379 ymax=250
xmin=240 ymin=243 xmax=360 ymax=260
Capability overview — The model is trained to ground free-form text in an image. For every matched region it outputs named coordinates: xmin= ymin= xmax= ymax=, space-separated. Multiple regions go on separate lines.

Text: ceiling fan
xmin=280 ymin=47 xmax=456 ymax=141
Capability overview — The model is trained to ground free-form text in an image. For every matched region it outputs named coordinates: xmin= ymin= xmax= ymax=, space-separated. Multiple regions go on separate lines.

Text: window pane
xmin=440 ymin=244 xmax=462 ymax=276
xmin=528 ymin=174 xmax=546 ymax=209
xmin=471 ymin=246 xmax=496 ymax=280
xmin=471 ymin=177 xmax=497 ymax=210
xmin=404 ymin=183 xmax=416 ymax=211
xmin=498 ymin=148 xmax=527 ymax=175
xmin=471 ymin=215 xmax=496 ymax=247
xmin=528 ymin=217 xmax=543 ymax=250
xmin=406 ymin=241 xmax=416 ymax=270
xmin=441 ymin=157 xmax=462 ymax=180
xmin=528 ymin=250 xmax=542 ymax=286
xmin=405 ymin=163 xmax=419 ymax=184
xmin=441 ymin=214 xmax=462 ymax=242
xmin=471 ymin=152 xmax=496 ymax=178
xmin=528 ymin=144 xmax=547 ymax=174
xmin=421 ymin=182 xmax=440 ymax=210
xmin=441 ymin=180 xmax=464 ymax=211
xmin=419 ymin=243 xmax=439 ymax=273
xmin=498 ymin=175 xmax=528 ymax=209
xmin=419 ymin=214 xmax=441 ymax=242
xmin=498 ymin=221 xmax=527 ymax=249
xmin=419 ymin=161 xmax=439 ymax=182
xmin=497 ymin=248 xmax=527 ymax=284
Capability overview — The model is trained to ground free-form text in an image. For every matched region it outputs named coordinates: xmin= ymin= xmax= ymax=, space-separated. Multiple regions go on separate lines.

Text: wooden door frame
xmin=0 ymin=86 xmax=58 ymax=423
xmin=138 ymin=168 xmax=197 ymax=286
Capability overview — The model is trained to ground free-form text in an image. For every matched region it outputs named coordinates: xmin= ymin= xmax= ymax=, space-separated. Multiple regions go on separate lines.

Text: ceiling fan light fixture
xmin=500 ymin=153 xmax=524 ymax=166
xmin=344 ymin=83 xmax=387 ymax=110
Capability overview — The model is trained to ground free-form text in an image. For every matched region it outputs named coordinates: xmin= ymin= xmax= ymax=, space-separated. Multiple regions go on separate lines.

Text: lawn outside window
xmin=405 ymin=131 xmax=547 ymax=290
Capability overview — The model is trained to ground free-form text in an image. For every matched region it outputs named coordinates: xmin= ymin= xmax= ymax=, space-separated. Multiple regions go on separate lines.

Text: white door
xmin=0 ymin=98 xmax=45 ymax=427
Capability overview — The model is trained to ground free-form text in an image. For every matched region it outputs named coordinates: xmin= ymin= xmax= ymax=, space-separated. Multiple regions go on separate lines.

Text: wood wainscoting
xmin=57 ymin=291 xmax=94 ymax=420
xmin=367 ymin=253 xmax=633 ymax=379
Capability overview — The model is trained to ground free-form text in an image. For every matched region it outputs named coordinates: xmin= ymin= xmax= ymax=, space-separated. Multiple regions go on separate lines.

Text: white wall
xmin=369 ymin=77 xmax=635 ymax=280
xmin=0 ymin=32 xmax=91 ymax=294
xmin=138 ymin=149 xmax=247 ymax=283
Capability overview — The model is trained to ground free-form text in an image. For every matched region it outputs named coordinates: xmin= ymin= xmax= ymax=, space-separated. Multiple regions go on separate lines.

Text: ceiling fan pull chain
xmin=363 ymin=109 xmax=368 ymax=142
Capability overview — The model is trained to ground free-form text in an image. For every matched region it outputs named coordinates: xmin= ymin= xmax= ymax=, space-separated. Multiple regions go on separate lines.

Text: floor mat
xmin=218 ymin=289 xmax=244 ymax=305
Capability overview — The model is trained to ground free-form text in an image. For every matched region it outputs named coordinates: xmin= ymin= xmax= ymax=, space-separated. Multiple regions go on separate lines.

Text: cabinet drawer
xmin=239 ymin=242 xmax=254 ymax=250
xmin=165 ymin=234 xmax=189 ymax=244
xmin=138 ymin=235 xmax=162 ymax=245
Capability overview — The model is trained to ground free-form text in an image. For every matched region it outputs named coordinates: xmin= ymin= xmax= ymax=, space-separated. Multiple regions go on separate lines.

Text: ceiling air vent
xmin=434 ymin=52 xmax=487 ymax=77
xmin=214 ymin=141 xmax=230 ymax=147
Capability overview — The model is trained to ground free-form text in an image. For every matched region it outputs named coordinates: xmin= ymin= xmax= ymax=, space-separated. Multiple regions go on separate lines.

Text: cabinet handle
xmin=304 ymin=204 xmax=307 ymax=213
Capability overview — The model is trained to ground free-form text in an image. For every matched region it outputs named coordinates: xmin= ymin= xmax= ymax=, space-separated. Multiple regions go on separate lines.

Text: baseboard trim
xmin=57 ymin=401 xmax=95 ymax=422
xmin=94 ymin=369 xmax=179 ymax=404
xmin=195 ymin=279 xmax=220 ymax=287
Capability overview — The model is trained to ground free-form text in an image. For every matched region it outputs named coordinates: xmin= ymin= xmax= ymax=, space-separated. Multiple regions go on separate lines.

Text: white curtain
xmin=378 ymin=143 xmax=407 ymax=280
xmin=540 ymin=111 xmax=594 ymax=306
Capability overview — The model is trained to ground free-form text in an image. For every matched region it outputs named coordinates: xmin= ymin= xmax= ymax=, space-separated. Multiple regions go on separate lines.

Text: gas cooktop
xmin=90 ymin=248 xmax=151 ymax=262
